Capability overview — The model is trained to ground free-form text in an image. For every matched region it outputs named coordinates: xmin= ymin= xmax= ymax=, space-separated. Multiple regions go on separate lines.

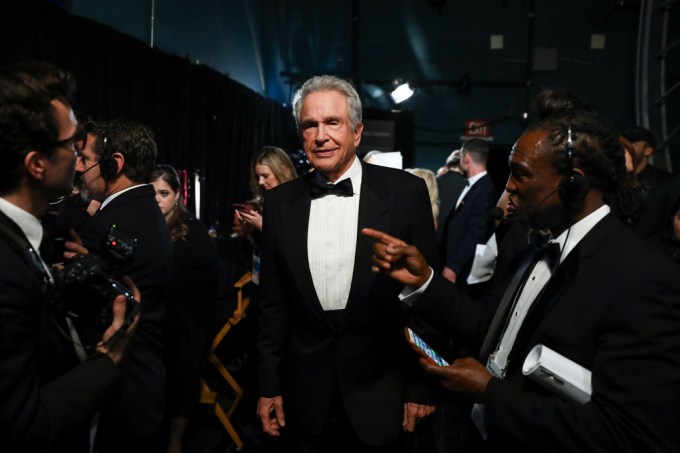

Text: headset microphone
xmin=498 ymin=186 xmax=561 ymax=226
xmin=80 ymin=162 xmax=101 ymax=175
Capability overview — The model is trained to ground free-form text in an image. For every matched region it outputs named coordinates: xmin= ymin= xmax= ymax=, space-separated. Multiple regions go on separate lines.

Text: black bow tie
xmin=534 ymin=241 xmax=561 ymax=272
xmin=310 ymin=178 xmax=354 ymax=199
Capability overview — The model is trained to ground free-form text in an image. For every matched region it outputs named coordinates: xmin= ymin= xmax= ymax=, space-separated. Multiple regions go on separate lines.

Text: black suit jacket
xmin=76 ymin=184 xmax=173 ymax=442
xmin=440 ymin=173 xmax=496 ymax=280
xmin=436 ymin=171 xmax=467 ymax=241
xmin=257 ymin=162 xmax=439 ymax=445
xmin=411 ymin=213 xmax=680 ymax=451
xmin=0 ymin=210 xmax=122 ymax=452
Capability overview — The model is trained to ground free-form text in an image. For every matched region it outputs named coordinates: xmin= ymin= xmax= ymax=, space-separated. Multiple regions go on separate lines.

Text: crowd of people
xmin=3 ymin=58 xmax=680 ymax=453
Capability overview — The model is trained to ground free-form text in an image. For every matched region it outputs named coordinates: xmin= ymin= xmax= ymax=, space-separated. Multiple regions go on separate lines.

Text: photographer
xmin=0 ymin=61 xmax=140 ymax=452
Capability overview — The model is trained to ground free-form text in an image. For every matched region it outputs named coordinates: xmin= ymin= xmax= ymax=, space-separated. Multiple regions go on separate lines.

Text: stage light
xmin=390 ymin=82 xmax=414 ymax=104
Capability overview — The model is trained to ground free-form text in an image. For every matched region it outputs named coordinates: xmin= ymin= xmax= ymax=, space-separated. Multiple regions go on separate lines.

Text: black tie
xmin=310 ymin=178 xmax=354 ymax=199
xmin=534 ymin=241 xmax=561 ymax=272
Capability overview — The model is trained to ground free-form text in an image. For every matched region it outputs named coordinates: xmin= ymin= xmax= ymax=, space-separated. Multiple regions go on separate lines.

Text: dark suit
xmin=0 ymin=210 xmax=122 ymax=452
xmin=410 ymin=213 xmax=680 ymax=451
xmin=634 ymin=164 xmax=675 ymax=239
xmin=76 ymin=184 xmax=173 ymax=451
xmin=257 ymin=162 xmax=439 ymax=446
xmin=440 ymin=173 xmax=496 ymax=281
xmin=164 ymin=215 xmax=218 ymax=416
xmin=436 ymin=171 xmax=467 ymax=241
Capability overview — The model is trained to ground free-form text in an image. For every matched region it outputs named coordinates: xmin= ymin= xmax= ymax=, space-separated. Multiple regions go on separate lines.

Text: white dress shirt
xmin=308 ymin=156 xmax=362 ymax=311
xmin=486 ymin=204 xmax=610 ymax=377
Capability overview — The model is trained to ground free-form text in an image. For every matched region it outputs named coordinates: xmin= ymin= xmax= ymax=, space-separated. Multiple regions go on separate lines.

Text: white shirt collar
xmin=552 ymin=204 xmax=611 ymax=263
xmin=99 ymin=184 xmax=147 ymax=210
xmin=0 ymin=197 xmax=44 ymax=252
xmin=467 ymin=170 xmax=487 ymax=187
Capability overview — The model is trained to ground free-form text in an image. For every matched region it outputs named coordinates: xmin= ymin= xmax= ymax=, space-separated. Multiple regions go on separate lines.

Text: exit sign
xmin=465 ymin=120 xmax=490 ymax=137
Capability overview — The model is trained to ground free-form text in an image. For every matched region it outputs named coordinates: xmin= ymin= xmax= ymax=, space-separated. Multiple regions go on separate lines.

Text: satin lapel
xmin=515 ymin=215 xmax=619 ymax=343
xmin=527 ymin=246 xmax=579 ymax=321
xmin=478 ymin=246 xmax=536 ymax=362
xmin=343 ymin=164 xmax=391 ymax=322
xmin=508 ymin=215 xmax=621 ymax=369
xmin=280 ymin=178 xmax=329 ymax=325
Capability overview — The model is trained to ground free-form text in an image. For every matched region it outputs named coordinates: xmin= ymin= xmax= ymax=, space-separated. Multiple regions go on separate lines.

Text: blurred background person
xmin=436 ymin=149 xmax=467 ymax=243
xmin=232 ymin=146 xmax=297 ymax=245
xmin=622 ymin=126 xmax=673 ymax=239
xmin=149 ymin=164 xmax=219 ymax=453
xmin=232 ymin=146 xmax=298 ymax=283
xmin=439 ymin=138 xmax=497 ymax=285
xmin=405 ymin=167 xmax=440 ymax=230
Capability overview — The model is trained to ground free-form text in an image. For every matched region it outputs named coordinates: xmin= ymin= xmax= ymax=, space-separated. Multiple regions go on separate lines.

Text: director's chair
xmin=199 ymin=271 xmax=253 ymax=450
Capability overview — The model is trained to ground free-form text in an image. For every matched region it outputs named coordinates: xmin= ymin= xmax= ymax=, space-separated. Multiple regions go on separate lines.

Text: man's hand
xmin=361 ymin=228 xmax=432 ymax=287
xmin=63 ymin=228 xmax=88 ymax=260
xmin=419 ymin=357 xmax=493 ymax=404
xmin=257 ymin=396 xmax=286 ymax=436
xmin=442 ymin=266 xmax=457 ymax=283
xmin=402 ymin=402 xmax=435 ymax=432
xmin=97 ymin=275 xmax=141 ymax=365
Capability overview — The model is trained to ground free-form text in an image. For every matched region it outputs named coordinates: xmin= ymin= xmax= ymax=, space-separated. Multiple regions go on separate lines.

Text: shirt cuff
xmin=399 ymin=267 xmax=434 ymax=307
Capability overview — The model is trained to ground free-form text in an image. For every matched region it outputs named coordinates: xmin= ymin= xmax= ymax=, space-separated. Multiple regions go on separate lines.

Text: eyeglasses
xmin=48 ymin=126 xmax=87 ymax=153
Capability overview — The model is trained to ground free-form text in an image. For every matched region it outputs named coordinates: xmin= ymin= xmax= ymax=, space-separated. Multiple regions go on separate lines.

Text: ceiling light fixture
xmin=390 ymin=82 xmax=415 ymax=104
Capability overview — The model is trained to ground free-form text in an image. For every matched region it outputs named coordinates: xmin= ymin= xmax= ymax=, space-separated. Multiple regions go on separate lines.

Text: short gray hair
xmin=292 ymin=75 xmax=363 ymax=135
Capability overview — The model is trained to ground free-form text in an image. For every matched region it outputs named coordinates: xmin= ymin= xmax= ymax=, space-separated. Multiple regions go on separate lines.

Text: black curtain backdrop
xmin=0 ymin=0 xmax=300 ymax=233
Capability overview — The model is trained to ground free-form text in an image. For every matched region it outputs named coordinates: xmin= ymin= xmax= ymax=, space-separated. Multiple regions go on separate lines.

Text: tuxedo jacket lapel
xmin=343 ymin=163 xmax=392 ymax=324
xmin=507 ymin=215 xmax=619 ymax=370
xmin=478 ymin=245 xmax=536 ymax=361
xmin=281 ymin=164 xmax=395 ymax=330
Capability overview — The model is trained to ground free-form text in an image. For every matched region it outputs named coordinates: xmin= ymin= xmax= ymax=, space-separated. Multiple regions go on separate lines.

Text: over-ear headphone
xmin=98 ymin=136 xmax=118 ymax=181
xmin=558 ymin=126 xmax=588 ymax=202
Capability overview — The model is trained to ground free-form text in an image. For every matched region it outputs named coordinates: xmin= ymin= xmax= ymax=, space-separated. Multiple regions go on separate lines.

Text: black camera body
xmin=53 ymin=254 xmax=138 ymax=329
xmin=52 ymin=225 xmax=138 ymax=331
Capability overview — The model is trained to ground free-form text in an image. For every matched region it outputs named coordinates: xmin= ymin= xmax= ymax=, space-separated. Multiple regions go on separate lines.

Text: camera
xmin=51 ymin=225 xmax=139 ymax=331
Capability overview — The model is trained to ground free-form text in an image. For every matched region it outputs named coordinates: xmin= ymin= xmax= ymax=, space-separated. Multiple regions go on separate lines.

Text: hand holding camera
xmin=96 ymin=275 xmax=140 ymax=364
xmin=55 ymin=225 xmax=141 ymax=356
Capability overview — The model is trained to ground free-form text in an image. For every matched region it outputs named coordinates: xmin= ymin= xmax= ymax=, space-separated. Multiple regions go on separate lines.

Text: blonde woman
xmin=233 ymin=146 xmax=297 ymax=233
xmin=405 ymin=167 xmax=440 ymax=230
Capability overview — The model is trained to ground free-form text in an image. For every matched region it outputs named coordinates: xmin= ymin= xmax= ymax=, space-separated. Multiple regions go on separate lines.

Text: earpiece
xmin=98 ymin=136 xmax=118 ymax=181
xmin=558 ymin=126 xmax=588 ymax=202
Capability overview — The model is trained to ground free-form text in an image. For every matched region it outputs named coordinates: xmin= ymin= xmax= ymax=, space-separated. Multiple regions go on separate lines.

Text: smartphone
xmin=405 ymin=327 xmax=449 ymax=366
xmin=233 ymin=203 xmax=246 ymax=211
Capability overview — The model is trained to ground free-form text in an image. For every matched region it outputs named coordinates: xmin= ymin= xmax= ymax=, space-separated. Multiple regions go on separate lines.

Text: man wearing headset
xmin=70 ymin=118 xmax=173 ymax=453
xmin=363 ymin=110 xmax=680 ymax=451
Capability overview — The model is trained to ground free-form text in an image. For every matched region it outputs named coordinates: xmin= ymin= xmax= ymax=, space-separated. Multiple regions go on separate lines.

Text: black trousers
xmin=288 ymin=381 xmax=403 ymax=453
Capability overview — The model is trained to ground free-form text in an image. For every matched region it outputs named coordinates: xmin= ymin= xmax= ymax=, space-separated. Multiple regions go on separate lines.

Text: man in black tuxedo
xmin=0 ymin=61 xmax=139 ymax=452
xmin=440 ymin=138 xmax=496 ymax=284
xmin=256 ymin=75 xmax=439 ymax=452
xmin=364 ymin=110 xmax=680 ymax=451
xmin=435 ymin=149 xmax=466 ymax=241
xmin=69 ymin=118 xmax=172 ymax=452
